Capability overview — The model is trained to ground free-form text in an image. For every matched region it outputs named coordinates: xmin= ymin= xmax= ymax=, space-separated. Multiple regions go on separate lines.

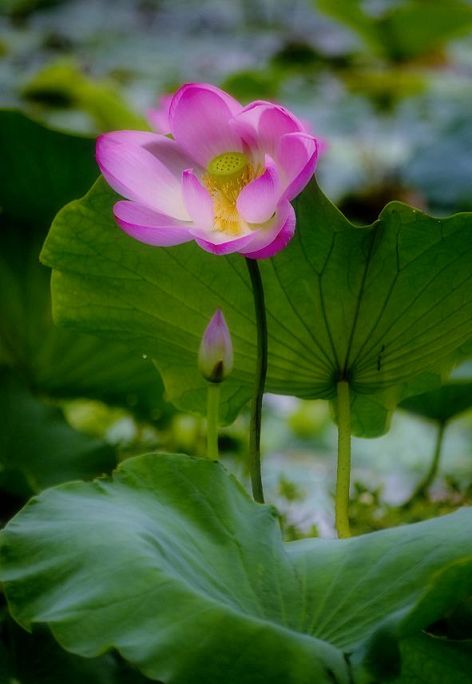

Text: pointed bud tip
xmin=198 ymin=309 xmax=233 ymax=383
xmin=212 ymin=308 xmax=224 ymax=324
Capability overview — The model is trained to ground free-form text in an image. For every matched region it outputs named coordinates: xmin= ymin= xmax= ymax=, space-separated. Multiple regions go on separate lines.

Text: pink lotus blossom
xmin=198 ymin=309 xmax=233 ymax=383
xmin=96 ymin=83 xmax=320 ymax=259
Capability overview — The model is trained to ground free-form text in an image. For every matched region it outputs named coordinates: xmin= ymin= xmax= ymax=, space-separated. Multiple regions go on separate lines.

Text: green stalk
xmin=405 ymin=421 xmax=446 ymax=506
xmin=206 ymin=383 xmax=220 ymax=460
xmin=245 ymin=258 xmax=267 ymax=503
xmin=335 ymin=380 xmax=351 ymax=538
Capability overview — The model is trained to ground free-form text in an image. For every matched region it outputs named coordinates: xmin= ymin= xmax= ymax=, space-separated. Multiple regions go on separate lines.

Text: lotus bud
xmin=198 ymin=309 xmax=233 ymax=383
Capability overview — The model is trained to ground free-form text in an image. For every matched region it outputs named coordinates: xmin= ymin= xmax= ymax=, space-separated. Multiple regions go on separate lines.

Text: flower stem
xmin=245 ymin=258 xmax=267 ymax=503
xmin=206 ymin=383 xmax=220 ymax=460
xmin=335 ymin=380 xmax=351 ymax=538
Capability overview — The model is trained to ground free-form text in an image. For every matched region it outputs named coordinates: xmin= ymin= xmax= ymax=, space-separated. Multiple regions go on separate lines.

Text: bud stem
xmin=206 ymin=383 xmax=220 ymax=460
xmin=335 ymin=380 xmax=351 ymax=538
xmin=245 ymin=258 xmax=266 ymax=504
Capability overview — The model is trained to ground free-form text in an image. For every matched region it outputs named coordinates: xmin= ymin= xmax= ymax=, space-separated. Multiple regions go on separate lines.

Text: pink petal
xmin=96 ymin=134 xmax=190 ymax=221
xmin=143 ymin=135 xmax=199 ymax=178
xmin=236 ymin=157 xmax=280 ymax=224
xmin=316 ymin=137 xmax=329 ymax=156
xmin=182 ymin=169 xmax=214 ymax=229
xmin=244 ymin=218 xmax=295 ymax=259
xmin=113 ymin=201 xmax=193 ymax=246
xmin=100 ymin=130 xmax=162 ymax=146
xmin=97 ymin=131 xmax=200 ymax=180
xmin=101 ymin=130 xmax=199 ymax=178
xmin=168 ymin=83 xmax=243 ymax=166
xmin=194 ymin=236 xmax=255 ymax=256
xmin=147 ymin=94 xmax=173 ymax=134
xmin=234 ymin=101 xmax=305 ymax=158
xmin=191 ymin=228 xmax=256 ymax=255
xmin=240 ymin=201 xmax=296 ymax=259
xmin=276 ymin=132 xmax=319 ymax=201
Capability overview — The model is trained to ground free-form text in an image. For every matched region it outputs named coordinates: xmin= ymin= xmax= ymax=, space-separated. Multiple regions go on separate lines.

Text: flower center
xmin=203 ymin=152 xmax=261 ymax=235
xmin=207 ymin=152 xmax=248 ymax=179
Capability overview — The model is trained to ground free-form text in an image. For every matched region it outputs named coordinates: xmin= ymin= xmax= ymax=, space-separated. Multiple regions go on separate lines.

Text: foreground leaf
xmin=41 ymin=177 xmax=472 ymax=435
xmin=0 ymin=453 xmax=348 ymax=683
xmin=1 ymin=454 xmax=471 ymax=683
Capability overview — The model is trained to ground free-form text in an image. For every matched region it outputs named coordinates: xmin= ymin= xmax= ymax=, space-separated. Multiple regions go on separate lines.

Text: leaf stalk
xmin=404 ymin=421 xmax=446 ymax=506
xmin=336 ymin=380 xmax=351 ymax=538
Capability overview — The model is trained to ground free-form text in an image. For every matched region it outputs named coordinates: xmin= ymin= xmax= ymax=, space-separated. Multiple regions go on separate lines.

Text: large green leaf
xmin=0 ymin=109 xmax=170 ymax=420
xmin=0 ymin=369 xmax=116 ymax=499
xmin=1 ymin=453 xmax=471 ymax=683
xmin=41 ymin=177 xmax=472 ymax=435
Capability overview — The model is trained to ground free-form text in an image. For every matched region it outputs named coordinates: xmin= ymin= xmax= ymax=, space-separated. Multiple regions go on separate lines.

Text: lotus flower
xmin=96 ymin=83 xmax=320 ymax=259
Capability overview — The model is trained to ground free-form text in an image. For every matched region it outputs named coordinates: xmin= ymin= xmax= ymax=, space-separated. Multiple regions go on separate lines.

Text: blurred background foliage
xmin=0 ymin=0 xmax=471 ymax=539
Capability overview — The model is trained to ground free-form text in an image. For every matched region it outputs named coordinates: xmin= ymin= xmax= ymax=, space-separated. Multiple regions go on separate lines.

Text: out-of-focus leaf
xmin=0 ymin=0 xmax=58 ymax=20
xmin=403 ymin=112 xmax=472 ymax=214
xmin=341 ymin=67 xmax=426 ymax=110
xmin=22 ymin=60 xmax=148 ymax=132
xmin=41 ymin=177 xmax=472 ymax=436
xmin=400 ymin=381 xmax=472 ymax=424
xmin=316 ymin=0 xmax=472 ymax=61
xmin=221 ymin=69 xmax=280 ymax=102
xmin=0 ymin=368 xmax=115 ymax=498
xmin=0 ymin=109 xmax=97 ymax=226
